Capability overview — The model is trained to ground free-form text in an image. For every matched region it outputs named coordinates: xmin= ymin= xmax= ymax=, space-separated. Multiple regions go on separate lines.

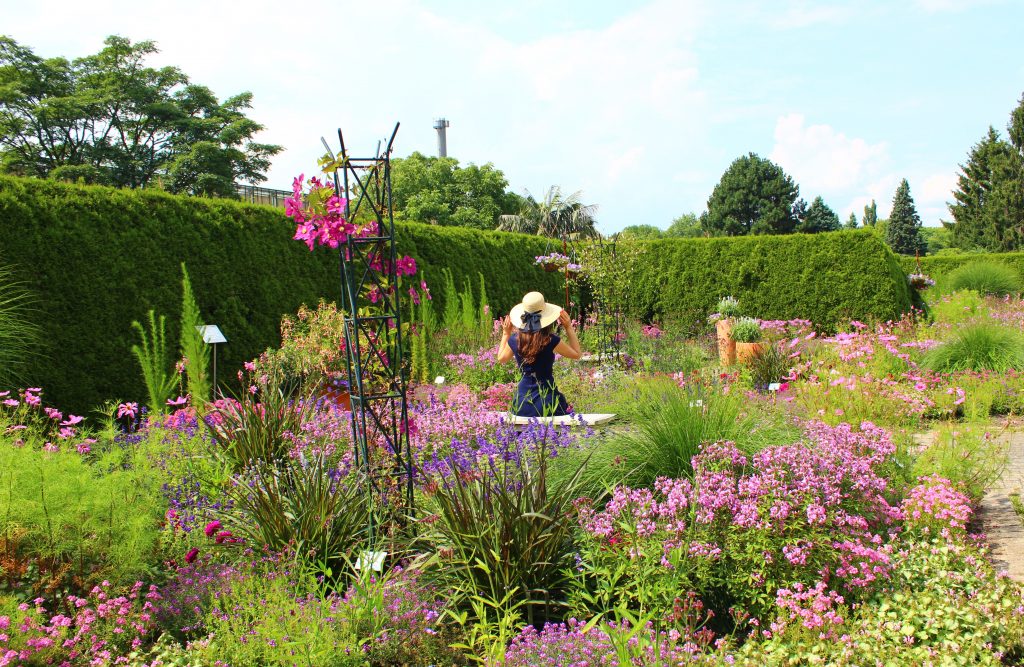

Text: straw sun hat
xmin=509 ymin=291 xmax=562 ymax=332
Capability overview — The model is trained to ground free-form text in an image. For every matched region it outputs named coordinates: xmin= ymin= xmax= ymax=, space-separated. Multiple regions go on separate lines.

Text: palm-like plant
xmin=498 ymin=186 xmax=599 ymax=239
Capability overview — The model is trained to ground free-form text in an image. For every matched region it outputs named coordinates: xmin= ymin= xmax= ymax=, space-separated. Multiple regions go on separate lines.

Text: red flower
xmin=185 ymin=548 xmax=199 ymax=564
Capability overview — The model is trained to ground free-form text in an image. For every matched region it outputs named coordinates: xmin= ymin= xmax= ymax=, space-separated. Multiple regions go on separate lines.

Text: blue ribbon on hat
xmin=521 ymin=310 xmax=542 ymax=332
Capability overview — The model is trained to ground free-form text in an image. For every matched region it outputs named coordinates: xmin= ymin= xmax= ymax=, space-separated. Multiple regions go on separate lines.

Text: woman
xmin=496 ymin=291 xmax=582 ymax=417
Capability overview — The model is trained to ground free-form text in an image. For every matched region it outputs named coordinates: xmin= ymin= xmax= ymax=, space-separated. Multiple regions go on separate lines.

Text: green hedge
xmin=899 ymin=252 xmax=1024 ymax=280
xmin=627 ymin=230 xmax=913 ymax=332
xmin=0 ymin=176 xmax=561 ymax=413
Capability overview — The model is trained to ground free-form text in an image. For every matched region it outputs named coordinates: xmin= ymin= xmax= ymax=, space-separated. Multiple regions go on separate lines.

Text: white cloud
xmin=769 ymin=114 xmax=889 ymax=193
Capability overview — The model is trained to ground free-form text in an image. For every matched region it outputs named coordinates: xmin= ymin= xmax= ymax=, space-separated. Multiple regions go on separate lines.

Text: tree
xmin=0 ymin=36 xmax=280 ymax=194
xmin=666 ymin=212 xmax=703 ymax=237
xmin=862 ymin=200 xmax=878 ymax=227
xmin=389 ymin=151 xmax=521 ymax=229
xmin=921 ymin=225 xmax=953 ymax=254
xmin=703 ymin=153 xmax=799 ymax=235
xmin=948 ymin=126 xmax=1024 ymax=251
xmin=618 ymin=224 xmax=664 ymax=239
xmin=845 ymin=212 xmax=858 ymax=229
xmin=497 ymin=186 xmax=598 ymax=239
xmin=886 ymin=179 xmax=925 ymax=255
xmin=796 ymin=196 xmax=841 ymax=233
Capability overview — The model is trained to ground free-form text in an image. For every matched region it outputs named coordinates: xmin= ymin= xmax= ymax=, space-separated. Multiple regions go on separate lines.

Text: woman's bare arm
xmin=496 ymin=315 xmax=515 ymax=363
xmin=553 ymin=310 xmax=582 ymax=360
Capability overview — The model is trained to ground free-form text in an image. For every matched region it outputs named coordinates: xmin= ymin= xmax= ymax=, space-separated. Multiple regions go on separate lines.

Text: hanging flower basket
xmin=565 ymin=263 xmax=583 ymax=279
xmin=535 ymin=253 xmax=570 ymax=273
xmin=908 ymin=273 xmax=935 ymax=290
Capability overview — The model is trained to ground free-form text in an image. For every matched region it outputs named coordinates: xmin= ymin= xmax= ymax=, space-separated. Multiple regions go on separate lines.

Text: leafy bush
xmin=744 ymin=342 xmax=791 ymax=392
xmin=947 ymin=260 xmax=1021 ymax=296
xmin=921 ymin=322 xmax=1024 ymax=372
xmin=0 ymin=440 xmax=165 ymax=597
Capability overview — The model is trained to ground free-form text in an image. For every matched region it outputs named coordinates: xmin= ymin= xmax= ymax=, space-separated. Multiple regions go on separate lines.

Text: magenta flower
xmin=167 ymin=396 xmax=189 ymax=407
xmin=117 ymin=402 xmax=138 ymax=419
xmin=204 ymin=521 xmax=222 ymax=537
xmin=185 ymin=548 xmax=199 ymax=564
xmin=60 ymin=414 xmax=84 ymax=426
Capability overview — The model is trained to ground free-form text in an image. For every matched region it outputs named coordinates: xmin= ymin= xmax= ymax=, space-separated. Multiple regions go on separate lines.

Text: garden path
xmin=976 ymin=426 xmax=1024 ymax=582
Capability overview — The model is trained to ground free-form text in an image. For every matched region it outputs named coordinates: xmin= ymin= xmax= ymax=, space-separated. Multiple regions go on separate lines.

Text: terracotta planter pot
xmin=715 ymin=319 xmax=736 ymax=366
xmin=735 ymin=341 xmax=766 ymax=365
xmin=321 ymin=388 xmax=351 ymax=411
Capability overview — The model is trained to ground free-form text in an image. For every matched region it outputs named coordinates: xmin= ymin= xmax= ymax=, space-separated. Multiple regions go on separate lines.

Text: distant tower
xmin=433 ymin=118 xmax=450 ymax=157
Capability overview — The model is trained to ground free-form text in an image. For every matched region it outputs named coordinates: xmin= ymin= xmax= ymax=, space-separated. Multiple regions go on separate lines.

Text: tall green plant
xmin=422 ymin=444 xmax=588 ymax=625
xmin=0 ymin=263 xmax=40 ymax=388
xmin=179 ymin=263 xmax=211 ymax=406
xmin=130 ymin=310 xmax=177 ymax=415
xmin=441 ymin=268 xmax=460 ymax=330
xmin=460 ymin=278 xmax=476 ymax=332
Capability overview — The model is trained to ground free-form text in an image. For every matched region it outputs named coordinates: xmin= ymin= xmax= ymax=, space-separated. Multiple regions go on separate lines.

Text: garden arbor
xmin=324 ymin=124 xmax=414 ymax=529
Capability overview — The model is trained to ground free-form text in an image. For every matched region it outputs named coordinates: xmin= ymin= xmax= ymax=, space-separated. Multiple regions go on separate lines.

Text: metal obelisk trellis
xmin=326 ymin=123 xmax=413 ymax=524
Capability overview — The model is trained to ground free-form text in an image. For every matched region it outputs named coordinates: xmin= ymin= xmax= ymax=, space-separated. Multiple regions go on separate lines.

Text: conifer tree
xmin=845 ymin=212 xmax=858 ymax=229
xmin=886 ymin=179 xmax=925 ymax=255
xmin=948 ymin=127 xmax=1020 ymax=250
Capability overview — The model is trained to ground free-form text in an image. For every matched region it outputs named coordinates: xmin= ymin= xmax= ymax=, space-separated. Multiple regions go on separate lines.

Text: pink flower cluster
xmin=0 ymin=581 xmax=159 ymax=666
xmin=900 ymin=474 xmax=972 ymax=542
xmin=770 ymin=581 xmax=845 ymax=637
xmin=1 ymin=388 xmax=95 ymax=454
xmin=285 ymin=174 xmax=373 ymax=251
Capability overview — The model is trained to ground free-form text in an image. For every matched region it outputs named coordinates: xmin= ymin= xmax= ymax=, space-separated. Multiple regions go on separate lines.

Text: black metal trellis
xmin=590 ymin=234 xmax=622 ymax=363
xmin=324 ymin=123 xmax=413 ymax=530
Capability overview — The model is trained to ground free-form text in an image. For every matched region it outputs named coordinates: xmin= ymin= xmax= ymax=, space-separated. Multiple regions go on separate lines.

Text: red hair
xmin=517 ymin=324 xmax=554 ymax=364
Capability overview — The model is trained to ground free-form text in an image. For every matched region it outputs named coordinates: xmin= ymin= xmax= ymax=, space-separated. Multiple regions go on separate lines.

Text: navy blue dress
xmin=508 ymin=333 xmax=569 ymax=417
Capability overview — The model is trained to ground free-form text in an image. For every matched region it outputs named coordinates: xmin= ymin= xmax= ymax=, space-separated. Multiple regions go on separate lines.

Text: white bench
xmin=494 ymin=412 xmax=617 ymax=426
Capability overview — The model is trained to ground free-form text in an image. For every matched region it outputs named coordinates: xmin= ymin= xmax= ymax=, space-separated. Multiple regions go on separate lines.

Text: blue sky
xmin=7 ymin=0 xmax=1024 ymax=233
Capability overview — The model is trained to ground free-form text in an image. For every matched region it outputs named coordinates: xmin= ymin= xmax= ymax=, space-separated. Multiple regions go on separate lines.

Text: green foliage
xmin=704 ymin=153 xmax=799 ymax=235
xmin=862 ymin=199 xmax=878 ymax=227
xmin=0 ymin=35 xmax=281 ymax=192
xmin=921 ymin=322 xmax=1024 ymax=373
xmin=390 ymin=151 xmax=522 ymax=230
xmin=218 ymin=457 xmax=370 ymax=575
xmin=796 ymin=196 xmax=841 ymax=233
xmin=626 ymin=230 xmax=913 ymax=333
xmin=179 ymin=264 xmax=211 ymax=405
xmin=0 ymin=175 xmax=560 ymax=413
xmin=886 ymin=178 xmax=926 ymax=255
xmin=568 ymin=387 xmax=795 ymax=497
xmin=496 ymin=186 xmax=598 ymax=239
xmin=947 ymin=260 xmax=1021 ymax=296
xmin=618 ymin=224 xmax=664 ymax=239
xmin=745 ymin=342 xmax=791 ymax=392
xmin=928 ymin=290 xmax=990 ymax=326
xmin=729 ymin=317 xmax=762 ymax=343
xmin=921 ymin=224 xmax=953 ymax=254
xmin=715 ymin=295 xmax=742 ymax=317
xmin=911 ymin=424 xmax=1006 ymax=501
xmin=421 ymin=444 xmax=588 ymax=625
xmin=844 ymin=211 xmax=858 ymax=229
xmin=0 ymin=441 xmax=165 ymax=597
xmin=0 ymin=262 xmax=40 ymax=388
xmin=665 ymin=212 xmax=703 ymax=238
xmin=130 ymin=310 xmax=178 ymax=415
xmin=205 ymin=373 xmax=317 ymax=470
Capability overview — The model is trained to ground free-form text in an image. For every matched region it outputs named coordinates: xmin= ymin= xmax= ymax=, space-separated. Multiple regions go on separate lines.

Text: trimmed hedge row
xmin=1 ymin=176 xmax=914 ymax=413
xmin=0 ymin=176 xmax=560 ymax=413
xmin=628 ymin=230 xmax=913 ymax=332
xmin=899 ymin=252 xmax=1024 ymax=280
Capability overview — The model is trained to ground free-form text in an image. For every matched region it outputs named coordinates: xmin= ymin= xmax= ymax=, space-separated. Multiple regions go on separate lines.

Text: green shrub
xmin=901 ymin=250 xmax=1024 ymax=286
xmin=0 ymin=175 xmax=561 ymax=413
xmin=947 ymin=260 xmax=1021 ymax=296
xmin=745 ymin=342 xmax=791 ymax=392
xmin=921 ymin=323 xmax=1024 ymax=373
xmin=0 ymin=441 xmax=165 ymax=597
xmin=626 ymin=230 xmax=912 ymax=334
